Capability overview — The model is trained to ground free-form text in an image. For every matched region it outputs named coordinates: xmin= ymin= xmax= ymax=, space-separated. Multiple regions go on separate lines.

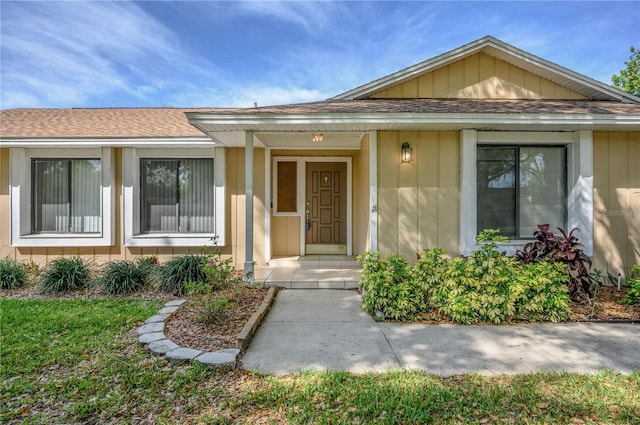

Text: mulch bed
xmin=164 ymin=286 xmax=269 ymax=353
xmin=569 ymin=284 xmax=640 ymax=321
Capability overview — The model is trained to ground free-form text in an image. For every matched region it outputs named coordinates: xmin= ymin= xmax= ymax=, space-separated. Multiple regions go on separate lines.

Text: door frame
xmin=271 ymin=156 xmax=352 ymax=257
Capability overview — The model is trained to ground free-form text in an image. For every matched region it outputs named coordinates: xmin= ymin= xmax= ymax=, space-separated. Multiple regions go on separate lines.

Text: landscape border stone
xmin=136 ymin=286 xmax=277 ymax=369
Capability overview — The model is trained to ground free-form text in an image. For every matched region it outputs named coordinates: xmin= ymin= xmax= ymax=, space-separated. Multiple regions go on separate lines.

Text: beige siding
xmin=378 ymin=131 xmax=459 ymax=260
xmin=271 ymin=216 xmax=301 ymax=256
xmin=226 ymin=147 xmax=266 ymax=267
xmin=0 ymin=147 xmax=267 ymax=269
xmin=0 ymin=149 xmax=11 ymax=258
xmin=372 ymin=52 xmax=586 ymax=100
xmin=593 ymin=132 xmax=640 ymax=275
xmin=353 ymin=134 xmax=371 ymax=255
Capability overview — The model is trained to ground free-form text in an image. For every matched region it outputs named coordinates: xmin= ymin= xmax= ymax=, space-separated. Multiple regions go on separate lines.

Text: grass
xmin=1 ymin=299 xmax=639 ymax=424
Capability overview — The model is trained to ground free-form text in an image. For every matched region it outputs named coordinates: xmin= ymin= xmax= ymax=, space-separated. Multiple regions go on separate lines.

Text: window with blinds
xmin=140 ymin=158 xmax=214 ymax=233
xmin=31 ymin=159 xmax=101 ymax=233
xmin=477 ymin=145 xmax=567 ymax=238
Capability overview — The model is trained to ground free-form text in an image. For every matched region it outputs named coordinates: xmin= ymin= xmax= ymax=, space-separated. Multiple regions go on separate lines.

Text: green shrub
xmin=414 ymin=242 xmax=570 ymax=324
xmin=512 ymin=261 xmax=570 ymax=322
xmin=0 ymin=257 xmax=28 ymax=289
xmin=197 ymin=294 xmax=232 ymax=324
xmin=156 ymin=253 xmax=209 ymax=295
xmin=357 ymin=251 xmax=425 ymax=321
xmin=202 ymin=252 xmax=238 ymax=290
xmin=427 ymin=243 xmax=517 ymax=324
xmin=623 ymin=265 xmax=640 ymax=305
xmin=515 ymin=224 xmax=594 ymax=302
xmin=96 ymin=260 xmax=150 ymax=295
xmin=40 ymin=256 xmax=91 ymax=293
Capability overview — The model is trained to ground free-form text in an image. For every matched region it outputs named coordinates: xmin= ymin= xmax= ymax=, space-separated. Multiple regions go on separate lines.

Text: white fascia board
xmin=484 ymin=44 xmax=640 ymax=104
xmin=331 ymin=36 xmax=640 ymax=103
xmin=187 ymin=112 xmax=640 ymax=131
xmin=332 ymin=36 xmax=496 ymax=100
xmin=0 ymin=137 xmax=213 ymax=148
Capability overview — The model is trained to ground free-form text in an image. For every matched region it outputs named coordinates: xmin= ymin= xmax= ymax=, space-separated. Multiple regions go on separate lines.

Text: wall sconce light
xmin=312 ymin=133 xmax=324 ymax=142
xmin=401 ymin=142 xmax=413 ymax=163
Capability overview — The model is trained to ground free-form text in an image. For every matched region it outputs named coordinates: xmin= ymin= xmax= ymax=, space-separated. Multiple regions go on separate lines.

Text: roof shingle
xmin=2 ymin=100 xmax=640 ymax=139
xmin=0 ymin=108 xmax=208 ymax=138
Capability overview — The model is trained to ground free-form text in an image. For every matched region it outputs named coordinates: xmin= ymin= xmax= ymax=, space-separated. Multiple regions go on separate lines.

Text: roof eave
xmin=0 ymin=136 xmax=213 ymax=148
xmin=331 ymin=36 xmax=640 ymax=104
xmin=187 ymin=111 xmax=640 ymax=132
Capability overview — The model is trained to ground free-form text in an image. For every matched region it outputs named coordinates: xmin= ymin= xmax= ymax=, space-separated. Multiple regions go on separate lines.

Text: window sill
xmin=12 ymin=233 xmax=112 ymax=247
xmin=124 ymin=234 xmax=222 ymax=247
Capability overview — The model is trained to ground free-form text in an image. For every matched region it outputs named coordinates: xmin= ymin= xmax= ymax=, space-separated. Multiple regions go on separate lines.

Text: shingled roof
xmin=3 ymin=99 xmax=640 ymax=141
xmin=193 ymin=98 xmax=640 ymax=115
xmin=0 ymin=108 xmax=208 ymax=138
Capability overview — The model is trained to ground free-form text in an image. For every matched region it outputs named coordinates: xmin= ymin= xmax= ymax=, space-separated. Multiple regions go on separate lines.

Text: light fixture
xmin=401 ymin=141 xmax=413 ymax=163
xmin=312 ymin=133 xmax=324 ymax=142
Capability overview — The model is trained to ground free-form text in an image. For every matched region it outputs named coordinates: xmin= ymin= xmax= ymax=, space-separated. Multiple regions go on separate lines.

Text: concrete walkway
xmin=241 ymin=290 xmax=640 ymax=376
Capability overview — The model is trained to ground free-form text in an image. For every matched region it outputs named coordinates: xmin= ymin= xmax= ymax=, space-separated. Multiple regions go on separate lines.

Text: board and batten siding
xmin=378 ymin=131 xmax=459 ymax=261
xmin=593 ymin=132 xmax=640 ymax=275
xmin=353 ymin=133 xmax=371 ymax=255
xmin=0 ymin=146 xmax=267 ymax=269
xmin=371 ymin=52 xmax=586 ymax=100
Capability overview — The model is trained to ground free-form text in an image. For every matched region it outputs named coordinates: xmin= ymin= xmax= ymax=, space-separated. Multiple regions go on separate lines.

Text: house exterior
xmin=1 ymin=36 xmax=639 ymax=278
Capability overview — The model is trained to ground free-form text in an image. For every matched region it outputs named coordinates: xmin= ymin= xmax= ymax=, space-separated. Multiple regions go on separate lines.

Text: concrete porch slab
xmin=254 ymin=255 xmax=362 ymax=289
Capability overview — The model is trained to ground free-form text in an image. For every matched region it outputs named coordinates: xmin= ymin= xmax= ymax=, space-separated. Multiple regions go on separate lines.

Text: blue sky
xmin=1 ymin=1 xmax=638 ymax=109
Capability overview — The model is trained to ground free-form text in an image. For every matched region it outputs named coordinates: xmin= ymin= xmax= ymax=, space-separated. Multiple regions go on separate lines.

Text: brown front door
xmin=305 ymin=162 xmax=347 ymax=254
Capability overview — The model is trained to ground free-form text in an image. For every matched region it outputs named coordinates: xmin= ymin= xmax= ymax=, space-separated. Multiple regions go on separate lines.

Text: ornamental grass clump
xmin=156 ymin=253 xmax=210 ymax=296
xmin=0 ymin=257 xmax=28 ymax=289
xmin=40 ymin=256 xmax=91 ymax=293
xmin=96 ymin=258 xmax=156 ymax=295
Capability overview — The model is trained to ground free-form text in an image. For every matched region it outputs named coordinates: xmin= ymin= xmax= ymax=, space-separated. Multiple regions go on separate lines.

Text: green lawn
xmin=1 ymin=298 xmax=639 ymax=424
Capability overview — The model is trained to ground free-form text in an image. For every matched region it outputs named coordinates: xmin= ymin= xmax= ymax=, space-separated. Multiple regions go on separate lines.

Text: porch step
xmin=267 ymin=255 xmax=360 ymax=268
xmin=253 ymin=260 xmax=362 ymax=290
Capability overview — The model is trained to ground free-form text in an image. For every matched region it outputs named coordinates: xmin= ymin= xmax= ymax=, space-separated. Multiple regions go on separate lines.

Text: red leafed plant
xmin=516 ymin=224 xmax=594 ymax=302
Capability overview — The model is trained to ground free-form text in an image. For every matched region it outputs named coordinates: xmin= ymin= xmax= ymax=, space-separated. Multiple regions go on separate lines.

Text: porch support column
xmin=244 ymin=130 xmax=255 ymax=282
xmin=369 ymin=131 xmax=378 ymax=252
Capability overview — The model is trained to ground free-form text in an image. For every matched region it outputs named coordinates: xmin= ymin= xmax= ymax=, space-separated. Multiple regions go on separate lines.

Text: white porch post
xmin=369 ymin=131 xmax=378 ymax=252
xmin=244 ymin=130 xmax=255 ymax=282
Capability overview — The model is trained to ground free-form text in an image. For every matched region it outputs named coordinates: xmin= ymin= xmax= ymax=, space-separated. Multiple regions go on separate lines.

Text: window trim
xmin=476 ymin=144 xmax=568 ymax=239
xmin=460 ymin=130 xmax=593 ymax=256
xmin=123 ymin=147 xmax=225 ymax=247
xmin=10 ymin=147 xmax=115 ymax=247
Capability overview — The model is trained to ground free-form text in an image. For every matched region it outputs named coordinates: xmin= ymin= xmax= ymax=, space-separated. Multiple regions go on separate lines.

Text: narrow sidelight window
xmin=477 ymin=146 xmax=566 ymax=238
xmin=31 ymin=159 xmax=102 ymax=233
xmin=140 ymin=159 xmax=214 ymax=233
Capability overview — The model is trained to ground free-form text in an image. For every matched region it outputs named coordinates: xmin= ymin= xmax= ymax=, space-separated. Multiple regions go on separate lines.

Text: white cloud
xmin=168 ymin=83 xmax=331 ymax=108
xmin=234 ymin=0 xmax=342 ymax=32
xmin=0 ymin=1 xmax=218 ymax=108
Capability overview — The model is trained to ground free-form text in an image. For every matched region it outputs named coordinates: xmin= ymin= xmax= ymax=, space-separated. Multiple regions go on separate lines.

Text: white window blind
xmin=31 ymin=159 xmax=101 ymax=233
xmin=140 ymin=158 xmax=214 ymax=233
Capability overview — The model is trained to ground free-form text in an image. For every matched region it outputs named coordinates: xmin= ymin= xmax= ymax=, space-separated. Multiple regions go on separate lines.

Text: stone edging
xmin=137 ymin=286 xmax=277 ymax=369
xmin=237 ymin=286 xmax=278 ymax=350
